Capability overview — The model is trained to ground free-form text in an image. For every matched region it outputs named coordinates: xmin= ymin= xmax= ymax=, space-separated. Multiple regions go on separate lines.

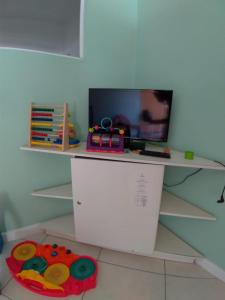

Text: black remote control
xmin=139 ymin=150 xmax=171 ymax=159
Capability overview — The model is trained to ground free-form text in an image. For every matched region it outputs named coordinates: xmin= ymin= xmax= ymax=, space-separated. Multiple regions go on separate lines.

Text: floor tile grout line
xmin=82 ymin=292 xmax=86 ymax=300
xmin=42 ymin=233 xmax=70 ymax=243
xmin=164 ymin=259 xmax=167 ymax=275
xmin=1 ymin=277 xmax=13 ymax=292
xmin=3 ymin=294 xmax=13 ymax=300
xmin=98 ymin=260 xmax=164 ymax=276
xmin=164 ymin=260 xmax=167 ymax=300
xmin=165 ymin=273 xmax=217 ymax=280
xmin=1 ymin=293 xmax=13 ymax=300
xmin=39 ymin=233 xmax=48 ymax=243
xmin=98 ymin=260 xmax=217 ymax=280
xmin=164 ymin=259 xmax=215 ymax=280
xmin=96 ymin=248 xmax=103 ymax=261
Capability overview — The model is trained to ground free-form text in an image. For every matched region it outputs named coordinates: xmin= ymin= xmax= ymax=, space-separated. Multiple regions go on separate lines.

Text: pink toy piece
xmin=87 ymin=132 xmax=124 ymax=153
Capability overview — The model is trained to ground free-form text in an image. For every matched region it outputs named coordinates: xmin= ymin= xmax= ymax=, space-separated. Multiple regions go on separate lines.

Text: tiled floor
xmin=1 ymin=233 xmax=225 ymax=300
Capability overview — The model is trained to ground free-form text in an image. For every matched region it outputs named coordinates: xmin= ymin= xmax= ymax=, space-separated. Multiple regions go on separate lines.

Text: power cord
xmin=214 ymin=161 xmax=225 ymax=203
xmin=217 ymin=185 xmax=225 ymax=203
xmin=163 ymin=168 xmax=202 ymax=188
xmin=163 ymin=160 xmax=225 ymax=204
xmin=214 ymin=160 xmax=225 ymax=168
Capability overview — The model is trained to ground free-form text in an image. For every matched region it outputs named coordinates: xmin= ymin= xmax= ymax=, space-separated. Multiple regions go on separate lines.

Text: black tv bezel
xmin=88 ymin=88 xmax=173 ymax=143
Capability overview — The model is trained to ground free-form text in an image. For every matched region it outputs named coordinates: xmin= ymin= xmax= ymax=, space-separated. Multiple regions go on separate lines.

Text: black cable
xmin=214 ymin=160 xmax=225 ymax=168
xmin=214 ymin=161 xmax=225 ymax=203
xmin=163 ymin=160 xmax=225 ymax=204
xmin=222 ymin=185 xmax=225 ymax=194
xmin=217 ymin=184 xmax=225 ymax=203
xmin=163 ymin=168 xmax=202 ymax=188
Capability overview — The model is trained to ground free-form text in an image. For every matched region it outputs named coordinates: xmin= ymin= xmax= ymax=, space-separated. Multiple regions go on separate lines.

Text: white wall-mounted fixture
xmin=0 ymin=0 xmax=85 ymax=58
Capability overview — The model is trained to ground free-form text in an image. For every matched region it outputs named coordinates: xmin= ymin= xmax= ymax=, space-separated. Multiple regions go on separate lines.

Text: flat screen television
xmin=89 ymin=88 xmax=173 ymax=142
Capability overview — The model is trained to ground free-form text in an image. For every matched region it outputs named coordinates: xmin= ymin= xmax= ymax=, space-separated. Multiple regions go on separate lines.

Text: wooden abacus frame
xmin=28 ymin=103 xmax=69 ymax=151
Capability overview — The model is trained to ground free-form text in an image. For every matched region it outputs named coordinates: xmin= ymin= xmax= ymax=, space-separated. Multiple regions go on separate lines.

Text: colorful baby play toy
xmin=6 ymin=240 xmax=97 ymax=297
xmin=28 ymin=103 xmax=80 ymax=151
xmin=87 ymin=117 xmax=125 ymax=153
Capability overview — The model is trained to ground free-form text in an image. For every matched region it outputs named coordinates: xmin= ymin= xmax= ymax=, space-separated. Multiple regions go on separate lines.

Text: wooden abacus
xmin=28 ymin=103 xmax=69 ymax=151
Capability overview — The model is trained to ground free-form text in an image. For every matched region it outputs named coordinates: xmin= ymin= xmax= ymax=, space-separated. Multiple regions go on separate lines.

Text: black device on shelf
xmin=128 ymin=139 xmax=145 ymax=150
xmin=139 ymin=150 xmax=171 ymax=159
xmin=89 ymin=88 xmax=173 ymax=148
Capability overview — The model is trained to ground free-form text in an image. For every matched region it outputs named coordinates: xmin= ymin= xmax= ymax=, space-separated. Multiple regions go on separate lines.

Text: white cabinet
xmin=71 ymin=157 xmax=164 ymax=255
xmin=22 ymin=142 xmax=223 ymax=262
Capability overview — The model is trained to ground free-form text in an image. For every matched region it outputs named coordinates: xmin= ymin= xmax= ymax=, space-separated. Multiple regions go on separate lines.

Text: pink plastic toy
xmin=87 ymin=117 xmax=125 ymax=153
xmin=6 ymin=240 xmax=97 ymax=297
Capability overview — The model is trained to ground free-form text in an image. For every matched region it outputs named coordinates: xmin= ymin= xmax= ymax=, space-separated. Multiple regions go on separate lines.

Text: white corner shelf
xmin=32 ymin=183 xmax=72 ymax=200
xmin=40 ymin=214 xmax=201 ymax=263
xmin=160 ymin=191 xmax=216 ymax=221
xmin=153 ymin=223 xmax=201 ymax=262
xmin=20 ymin=143 xmax=225 ymax=171
xmin=22 ymin=143 xmax=223 ymax=264
xmin=32 ymin=183 xmax=216 ymax=221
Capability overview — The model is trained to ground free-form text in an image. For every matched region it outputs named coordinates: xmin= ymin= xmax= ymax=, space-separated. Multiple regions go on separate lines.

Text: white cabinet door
xmin=71 ymin=157 xmax=164 ymax=255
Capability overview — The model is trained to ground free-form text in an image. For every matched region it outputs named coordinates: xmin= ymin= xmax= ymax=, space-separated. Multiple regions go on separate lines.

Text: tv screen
xmin=89 ymin=88 xmax=173 ymax=142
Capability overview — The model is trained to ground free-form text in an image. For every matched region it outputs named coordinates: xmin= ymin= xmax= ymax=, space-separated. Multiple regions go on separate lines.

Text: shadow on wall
xmin=0 ymin=193 xmax=22 ymax=232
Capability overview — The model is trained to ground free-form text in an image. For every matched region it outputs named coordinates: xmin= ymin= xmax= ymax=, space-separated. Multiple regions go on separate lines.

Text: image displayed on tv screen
xmin=89 ymin=89 xmax=173 ymax=142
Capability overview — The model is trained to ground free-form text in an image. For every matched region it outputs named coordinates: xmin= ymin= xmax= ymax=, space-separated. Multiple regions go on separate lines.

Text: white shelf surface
xmin=41 ymin=214 xmax=201 ymax=263
xmin=160 ymin=191 xmax=216 ymax=220
xmin=21 ymin=143 xmax=225 ymax=170
xmin=33 ymin=183 xmax=216 ymax=221
xmin=32 ymin=183 xmax=72 ymax=200
xmin=153 ymin=224 xmax=201 ymax=262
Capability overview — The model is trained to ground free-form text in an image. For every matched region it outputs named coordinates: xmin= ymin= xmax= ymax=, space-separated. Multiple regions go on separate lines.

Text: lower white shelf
xmin=40 ymin=214 xmax=201 ymax=263
xmin=33 ymin=184 xmax=216 ymax=221
xmin=154 ymin=224 xmax=201 ymax=262
xmin=160 ymin=191 xmax=216 ymax=221
xmin=31 ymin=183 xmax=72 ymax=200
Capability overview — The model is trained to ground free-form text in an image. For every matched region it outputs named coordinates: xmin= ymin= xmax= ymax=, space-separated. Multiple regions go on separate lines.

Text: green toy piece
xmin=184 ymin=151 xmax=194 ymax=160
xmin=22 ymin=257 xmax=48 ymax=274
xmin=70 ymin=258 xmax=96 ymax=280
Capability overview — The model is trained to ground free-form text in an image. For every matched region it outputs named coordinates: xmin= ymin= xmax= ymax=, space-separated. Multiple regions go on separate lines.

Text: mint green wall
xmin=0 ymin=0 xmax=138 ymax=231
xmin=136 ymin=0 xmax=225 ymax=269
xmin=1 ymin=0 xmax=225 ymax=272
